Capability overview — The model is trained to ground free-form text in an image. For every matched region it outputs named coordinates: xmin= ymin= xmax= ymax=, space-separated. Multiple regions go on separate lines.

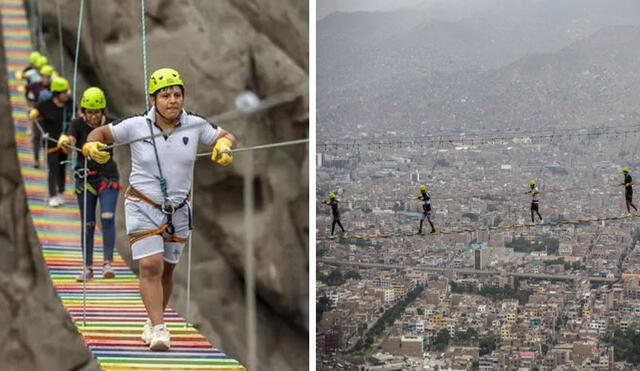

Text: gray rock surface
xmin=34 ymin=1 xmax=309 ymax=370
xmin=0 ymin=34 xmax=100 ymax=371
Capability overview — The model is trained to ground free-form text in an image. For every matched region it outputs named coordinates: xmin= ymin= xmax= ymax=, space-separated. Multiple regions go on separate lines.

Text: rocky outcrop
xmin=34 ymin=1 xmax=309 ymax=369
xmin=0 ymin=35 xmax=100 ymax=371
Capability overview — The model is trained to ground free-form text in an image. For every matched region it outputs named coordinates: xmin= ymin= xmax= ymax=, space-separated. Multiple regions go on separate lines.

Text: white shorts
xmin=124 ymin=198 xmax=192 ymax=264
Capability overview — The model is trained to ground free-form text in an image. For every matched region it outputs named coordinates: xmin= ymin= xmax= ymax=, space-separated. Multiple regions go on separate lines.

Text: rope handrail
xmin=102 ymin=88 xmax=303 ymax=150
xmin=318 ymin=126 xmax=640 ymax=150
xmin=316 ymin=213 xmax=640 ymax=241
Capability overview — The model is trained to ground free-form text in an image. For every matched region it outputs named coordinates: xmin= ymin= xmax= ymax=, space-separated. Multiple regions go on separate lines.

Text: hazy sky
xmin=317 ymin=0 xmax=424 ymax=20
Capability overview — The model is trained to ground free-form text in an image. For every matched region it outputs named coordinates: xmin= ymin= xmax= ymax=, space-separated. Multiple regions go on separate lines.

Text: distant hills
xmin=318 ymin=0 xmax=640 ymax=134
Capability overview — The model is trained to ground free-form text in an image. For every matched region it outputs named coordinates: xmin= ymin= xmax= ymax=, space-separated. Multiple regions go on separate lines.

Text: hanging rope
xmin=244 ymin=150 xmax=257 ymax=371
xmin=81 ymin=155 xmax=88 ymax=326
xmin=70 ymin=0 xmax=84 ymax=122
xmin=55 ymin=0 xmax=65 ymax=76
xmin=140 ymin=0 xmax=149 ymax=111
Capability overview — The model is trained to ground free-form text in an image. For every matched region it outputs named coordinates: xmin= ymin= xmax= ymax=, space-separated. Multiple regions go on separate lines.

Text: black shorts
xmin=422 ymin=204 xmax=431 ymax=214
xmin=626 ymin=192 xmax=633 ymax=202
xmin=531 ymin=202 xmax=539 ymax=211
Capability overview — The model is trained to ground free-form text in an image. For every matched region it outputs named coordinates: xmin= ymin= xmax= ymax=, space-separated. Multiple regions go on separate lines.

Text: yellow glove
xmin=211 ymin=137 xmax=233 ymax=166
xmin=28 ymin=108 xmax=39 ymax=120
xmin=57 ymin=134 xmax=71 ymax=149
xmin=15 ymin=70 xmax=23 ymax=79
xmin=82 ymin=141 xmax=110 ymax=164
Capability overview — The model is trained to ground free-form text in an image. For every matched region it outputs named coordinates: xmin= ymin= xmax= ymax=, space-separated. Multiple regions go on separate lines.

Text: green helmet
xmin=81 ymin=87 xmax=106 ymax=110
xmin=34 ymin=55 xmax=48 ymax=68
xmin=623 ymin=167 xmax=630 ymax=173
xmin=420 ymin=185 xmax=426 ymax=191
xmin=329 ymin=193 xmax=335 ymax=199
xmin=148 ymin=67 xmax=183 ymax=95
xmin=530 ymin=180 xmax=536 ymax=186
xmin=40 ymin=65 xmax=54 ymax=76
xmin=29 ymin=51 xmax=41 ymax=65
xmin=50 ymin=77 xmax=70 ymax=93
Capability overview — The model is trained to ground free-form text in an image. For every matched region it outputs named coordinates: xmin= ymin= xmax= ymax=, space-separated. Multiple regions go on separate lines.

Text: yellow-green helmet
xmin=34 ymin=55 xmax=48 ymax=68
xmin=81 ymin=87 xmax=106 ymax=110
xmin=530 ymin=180 xmax=536 ymax=186
xmin=40 ymin=65 xmax=54 ymax=76
xmin=623 ymin=167 xmax=630 ymax=173
xmin=50 ymin=77 xmax=70 ymax=93
xmin=329 ymin=193 xmax=335 ymax=199
xmin=29 ymin=51 xmax=41 ymax=65
xmin=420 ymin=185 xmax=426 ymax=191
xmin=148 ymin=67 xmax=183 ymax=95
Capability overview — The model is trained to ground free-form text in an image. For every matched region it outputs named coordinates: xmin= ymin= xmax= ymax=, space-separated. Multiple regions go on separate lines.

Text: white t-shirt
xmin=109 ymin=107 xmax=220 ymax=205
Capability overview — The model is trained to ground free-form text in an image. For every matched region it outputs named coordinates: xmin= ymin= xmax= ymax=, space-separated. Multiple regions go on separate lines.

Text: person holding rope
xmin=57 ymin=87 xmax=120 ymax=281
xmin=29 ymin=76 xmax=73 ymax=206
xmin=525 ymin=180 xmax=542 ymax=223
xmin=322 ymin=193 xmax=345 ymax=235
xmin=620 ymin=167 xmax=638 ymax=215
xmin=81 ymin=68 xmax=236 ymax=351
xmin=416 ymin=185 xmax=436 ymax=234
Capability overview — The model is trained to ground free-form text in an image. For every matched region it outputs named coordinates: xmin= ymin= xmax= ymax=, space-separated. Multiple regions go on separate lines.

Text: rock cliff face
xmin=19 ymin=0 xmax=308 ymax=369
xmin=0 ymin=37 xmax=100 ymax=371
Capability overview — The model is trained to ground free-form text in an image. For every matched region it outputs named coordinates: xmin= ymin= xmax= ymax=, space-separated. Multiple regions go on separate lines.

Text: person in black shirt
xmin=416 ymin=185 xmax=436 ymax=234
xmin=58 ymin=87 xmax=120 ymax=281
xmin=29 ymin=77 xmax=73 ymax=207
xmin=322 ymin=193 xmax=345 ymax=235
xmin=620 ymin=168 xmax=638 ymax=214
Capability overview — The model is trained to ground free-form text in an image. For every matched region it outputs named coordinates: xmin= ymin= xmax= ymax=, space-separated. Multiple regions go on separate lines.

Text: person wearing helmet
xmin=22 ymin=55 xmax=48 ymax=108
xmin=322 ymin=193 xmax=345 ymax=235
xmin=525 ymin=180 xmax=542 ymax=223
xmin=38 ymin=65 xmax=54 ymax=102
xmin=17 ymin=51 xmax=41 ymax=82
xmin=57 ymin=87 xmax=120 ymax=281
xmin=26 ymin=65 xmax=55 ymax=168
xmin=416 ymin=185 xmax=436 ymax=234
xmin=29 ymin=76 xmax=73 ymax=207
xmin=81 ymin=67 xmax=237 ymax=351
xmin=619 ymin=168 xmax=637 ymax=214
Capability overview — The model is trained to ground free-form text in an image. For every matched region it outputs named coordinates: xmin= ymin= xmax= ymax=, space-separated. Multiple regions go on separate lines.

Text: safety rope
xmin=195 ymin=138 xmax=309 ymax=157
xmin=102 ymin=88 xmax=303 ymax=150
xmin=140 ymin=0 xmax=149 ymax=111
xmin=70 ymin=0 xmax=84 ymax=122
xmin=244 ymin=150 xmax=257 ymax=371
xmin=319 ymin=125 xmax=640 ymax=151
xmin=81 ymin=155 xmax=88 ymax=326
xmin=55 ymin=0 xmax=64 ymax=75
xmin=316 ymin=213 xmax=640 ymax=241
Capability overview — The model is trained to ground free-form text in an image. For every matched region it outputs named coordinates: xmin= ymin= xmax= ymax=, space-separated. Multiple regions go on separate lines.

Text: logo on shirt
xmin=182 ymin=137 xmax=189 ymax=146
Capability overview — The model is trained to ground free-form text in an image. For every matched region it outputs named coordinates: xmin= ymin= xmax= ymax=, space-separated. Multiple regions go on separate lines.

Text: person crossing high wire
xmin=81 ymin=68 xmax=237 ymax=351
xmin=619 ymin=167 xmax=638 ymax=215
xmin=57 ymin=87 xmax=120 ymax=281
xmin=416 ymin=185 xmax=436 ymax=234
xmin=525 ymin=180 xmax=542 ymax=223
xmin=29 ymin=76 xmax=73 ymax=206
xmin=322 ymin=193 xmax=345 ymax=235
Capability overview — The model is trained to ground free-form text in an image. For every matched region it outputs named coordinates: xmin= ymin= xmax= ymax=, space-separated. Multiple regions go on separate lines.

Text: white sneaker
xmin=141 ymin=319 xmax=153 ymax=344
xmin=149 ymin=324 xmax=170 ymax=351
xmin=48 ymin=196 xmax=61 ymax=207
xmin=56 ymin=194 xmax=65 ymax=205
